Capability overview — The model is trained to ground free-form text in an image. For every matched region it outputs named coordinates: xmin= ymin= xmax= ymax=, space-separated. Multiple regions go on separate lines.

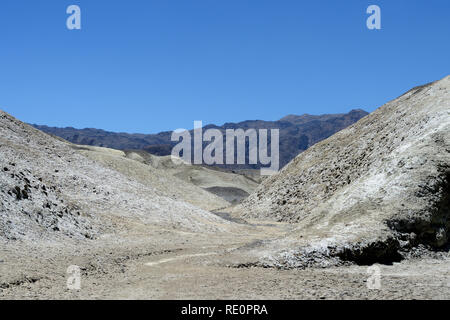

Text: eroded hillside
xmin=234 ymin=76 xmax=450 ymax=266
xmin=0 ymin=111 xmax=235 ymax=241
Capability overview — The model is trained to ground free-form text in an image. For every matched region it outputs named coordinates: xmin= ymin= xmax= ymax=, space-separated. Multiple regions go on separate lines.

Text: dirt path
xmin=1 ymin=220 xmax=449 ymax=300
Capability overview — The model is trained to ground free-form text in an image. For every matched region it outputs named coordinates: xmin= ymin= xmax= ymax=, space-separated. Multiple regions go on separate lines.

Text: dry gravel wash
xmin=1 ymin=227 xmax=449 ymax=299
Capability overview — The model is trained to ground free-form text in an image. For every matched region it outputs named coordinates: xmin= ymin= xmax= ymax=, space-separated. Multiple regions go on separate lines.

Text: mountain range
xmin=32 ymin=109 xmax=368 ymax=169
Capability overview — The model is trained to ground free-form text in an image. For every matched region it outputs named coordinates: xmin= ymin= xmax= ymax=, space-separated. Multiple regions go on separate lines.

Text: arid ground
xmin=1 ymin=76 xmax=449 ymax=300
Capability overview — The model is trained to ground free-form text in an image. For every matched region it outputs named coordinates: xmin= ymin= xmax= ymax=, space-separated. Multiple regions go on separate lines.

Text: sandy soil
xmin=1 ymin=216 xmax=449 ymax=300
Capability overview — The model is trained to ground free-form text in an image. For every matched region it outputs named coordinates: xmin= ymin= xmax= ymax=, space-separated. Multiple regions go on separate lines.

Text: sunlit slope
xmin=235 ymin=76 xmax=449 ymax=263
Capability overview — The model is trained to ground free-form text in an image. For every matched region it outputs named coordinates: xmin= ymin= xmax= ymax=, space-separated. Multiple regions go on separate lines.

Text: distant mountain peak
xmin=32 ymin=109 xmax=369 ymax=169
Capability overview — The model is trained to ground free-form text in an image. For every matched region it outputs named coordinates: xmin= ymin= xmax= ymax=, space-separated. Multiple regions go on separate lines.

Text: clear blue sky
xmin=0 ymin=0 xmax=449 ymax=133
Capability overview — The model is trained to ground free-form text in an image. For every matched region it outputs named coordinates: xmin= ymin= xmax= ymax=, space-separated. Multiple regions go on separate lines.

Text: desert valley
xmin=0 ymin=76 xmax=449 ymax=299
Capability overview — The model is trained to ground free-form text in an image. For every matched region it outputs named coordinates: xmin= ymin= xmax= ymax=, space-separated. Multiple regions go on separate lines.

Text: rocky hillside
xmin=235 ymin=76 xmax=450 ymax=265
xmin=125 ymin=151 xmax=260 ymax=203
xmin=0 ymin=111 xmax=232 ymax=242
xmin=32 ymin=109 xmax=368 ymax=169
xmin=74 ymin=146 xmax=258 ymax=204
